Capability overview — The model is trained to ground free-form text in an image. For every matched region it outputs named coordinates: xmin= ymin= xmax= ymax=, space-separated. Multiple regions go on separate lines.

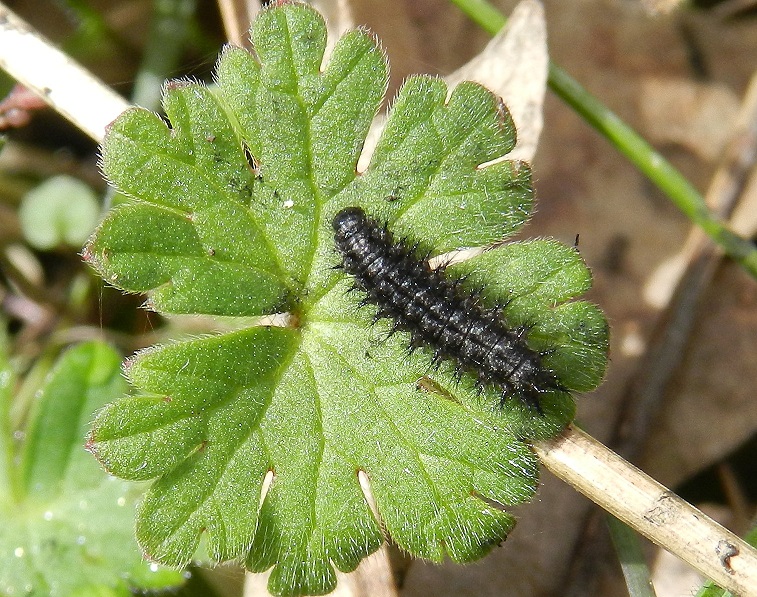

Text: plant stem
xmin=449 ymin=0 xmax=507 ymax=30
xmin=448 ymin=0 xmax=757 ymax=278
xmin=0 ymin=330 xmax=16 ymax=500
xmin=535 ymin=425 xmax=757 ymax=596
xmin=606 ymin=514 xmax=658 ymax=597
xmin=0 ymin=3 xmax=129 ymax=142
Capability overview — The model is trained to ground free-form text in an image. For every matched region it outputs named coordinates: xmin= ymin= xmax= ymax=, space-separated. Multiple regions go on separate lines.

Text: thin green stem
xmin=449 ymin=0 xmax=506 ymax=30
xmin=606 ymin=514 xmax=658 ymax=597
xmin=448 ymin=0 xmax=757 ymax=278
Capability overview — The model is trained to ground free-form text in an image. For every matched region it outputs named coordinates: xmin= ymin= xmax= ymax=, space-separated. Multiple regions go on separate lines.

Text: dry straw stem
xmin=0 ymin=3 xmax=129 ymax=143
xmin=535 ymin=425 xmax=757 ymax=596
xmin=564 ymin=71 xmax=757 ymax=595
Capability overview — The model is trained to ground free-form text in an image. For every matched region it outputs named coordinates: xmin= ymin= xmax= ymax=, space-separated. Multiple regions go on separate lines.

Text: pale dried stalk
xmin=535 ymin=425 xmax=757 ymax=596
xmin=0 ymin=3 xmax=129 ymax=143
xmin=565 ymin=70 xmax=757 ymax=596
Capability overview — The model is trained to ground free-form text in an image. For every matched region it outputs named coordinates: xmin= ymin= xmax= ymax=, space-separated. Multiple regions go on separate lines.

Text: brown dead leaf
xmin=641 ymin=0 xmax=687 ymax=15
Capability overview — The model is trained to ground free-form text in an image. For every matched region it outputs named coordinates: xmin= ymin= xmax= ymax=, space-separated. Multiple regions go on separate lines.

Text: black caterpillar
xmin=332 ymin=206 xmax=565 ymax=412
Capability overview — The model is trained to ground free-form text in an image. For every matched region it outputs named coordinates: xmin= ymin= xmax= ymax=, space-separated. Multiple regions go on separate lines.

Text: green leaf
xmin=0 ymin=327 xmax=15 ymax=500
xmin=85 ymin=3 xmax=609 ymax=595
xmin=446 ymin=239 xmax=608 ymax=438
xmin=19 ymin=175 xmax=100 ymax=250
xmin=0 ymin=341 xmax=184 ymax=596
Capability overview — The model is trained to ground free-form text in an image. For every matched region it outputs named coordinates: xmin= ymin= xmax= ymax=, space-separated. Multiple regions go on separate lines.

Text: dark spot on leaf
xmin=242 ymin=142 xmax=262 ymax=180
xmin=495 ymin=96 xmax=509 ymax=125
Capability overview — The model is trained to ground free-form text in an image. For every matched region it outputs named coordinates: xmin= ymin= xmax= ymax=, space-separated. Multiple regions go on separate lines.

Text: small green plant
xmin=0 ymin=340 xmax=183 ymax=596
xmin=83 ymin=3 xmax=607 ymax=595
xmin=19 ymin=175 xmax=100 ymax=251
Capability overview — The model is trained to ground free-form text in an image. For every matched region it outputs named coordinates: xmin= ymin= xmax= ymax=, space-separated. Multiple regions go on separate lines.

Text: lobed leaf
xmin=85 ymin=2 xmax=609 ymax=595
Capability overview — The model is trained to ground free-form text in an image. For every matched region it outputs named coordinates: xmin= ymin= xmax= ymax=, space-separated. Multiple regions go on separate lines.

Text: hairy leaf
xmin=85 ymin=3 xmax=609 ymax=595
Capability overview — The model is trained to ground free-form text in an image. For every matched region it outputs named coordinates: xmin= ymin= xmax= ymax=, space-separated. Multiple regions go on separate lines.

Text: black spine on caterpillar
xmin=332 ymin=206 xmax=565 ymax=412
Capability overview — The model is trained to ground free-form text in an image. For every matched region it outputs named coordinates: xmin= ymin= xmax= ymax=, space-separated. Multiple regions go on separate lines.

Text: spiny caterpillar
xmin=332 ymin=206 xmax=565 ymax=412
